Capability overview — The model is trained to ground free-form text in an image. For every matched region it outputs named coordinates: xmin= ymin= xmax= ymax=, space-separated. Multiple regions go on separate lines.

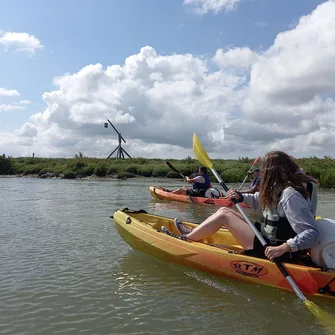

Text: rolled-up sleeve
xmin=279 ymin=192 xmax=320 ymax=252
xmin=243 ymin=192 xmax=262 ymax=212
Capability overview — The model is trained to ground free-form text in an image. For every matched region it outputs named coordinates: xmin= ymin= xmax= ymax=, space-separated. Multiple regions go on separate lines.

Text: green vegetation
xmin=1 ymin=155 xmax=335 ymax=188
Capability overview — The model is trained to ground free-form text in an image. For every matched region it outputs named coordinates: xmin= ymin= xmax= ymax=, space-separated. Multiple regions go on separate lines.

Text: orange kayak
xmin=149 ymin=186 xmax=250 ymax=208
xmin=113 ymin=208 xmax=335 ymax=299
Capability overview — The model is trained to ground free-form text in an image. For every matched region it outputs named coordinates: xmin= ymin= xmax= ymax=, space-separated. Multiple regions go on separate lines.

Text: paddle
xmin=192 ymin=132 xmax=335 ymax=332
xmin=167 ymin=160 xmax=257 ymax=198
xmin=166 ymin=161 xmax=186 ymax=179
xmin=238 ymin=156 xmax=260 ymax=191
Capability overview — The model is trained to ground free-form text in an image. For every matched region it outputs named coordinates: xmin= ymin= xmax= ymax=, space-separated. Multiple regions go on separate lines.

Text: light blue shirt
xmin=243 ymin=187 xmax=320 ymax=252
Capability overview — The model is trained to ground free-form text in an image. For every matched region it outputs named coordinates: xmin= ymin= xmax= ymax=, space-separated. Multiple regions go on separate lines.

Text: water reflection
xmin=0 ymin=177 xmax=334 ymax=335
xmin=113 ymin=251 xmax=332 ymax=335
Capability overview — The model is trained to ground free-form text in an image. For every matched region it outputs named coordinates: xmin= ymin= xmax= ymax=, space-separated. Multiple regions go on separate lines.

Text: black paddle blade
xmin=166 ymin=161 xmax=185 ymax=178
xmin=166 ymin=161 xmax=179 ymax=174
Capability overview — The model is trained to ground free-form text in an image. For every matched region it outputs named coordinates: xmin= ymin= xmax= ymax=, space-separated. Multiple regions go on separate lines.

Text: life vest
xmin=249 ymin=176 xmax=260 ymax=189
xmin=193 ymin=173 xmax=211 ymax=191
xmin=260 ymin=181 xmax=317 ymax=244
xmin=260 ymin=207 xmax=296 ymax=243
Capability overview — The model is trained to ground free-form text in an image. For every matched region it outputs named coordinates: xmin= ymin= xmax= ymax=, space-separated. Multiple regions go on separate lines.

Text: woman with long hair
xmin=162 ymin=151 xmax=319 ymax=263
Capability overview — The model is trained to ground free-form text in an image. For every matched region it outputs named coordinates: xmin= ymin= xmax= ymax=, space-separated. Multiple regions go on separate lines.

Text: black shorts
xmin=186 ymin=189 xmax=206 ymax=197
xmin=243 ymin=222 xmax=303 ymax=263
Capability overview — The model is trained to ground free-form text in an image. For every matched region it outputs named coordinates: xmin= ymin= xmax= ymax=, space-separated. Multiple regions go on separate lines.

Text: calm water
xmin=0 ymin=177 xmax=334 ymax=335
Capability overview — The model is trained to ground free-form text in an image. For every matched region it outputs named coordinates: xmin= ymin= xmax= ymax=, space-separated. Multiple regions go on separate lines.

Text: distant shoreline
xmin=1 ymin=156 xmax=335 ymax=187
xmin=0 ymin=173 xmax=137 ymax=180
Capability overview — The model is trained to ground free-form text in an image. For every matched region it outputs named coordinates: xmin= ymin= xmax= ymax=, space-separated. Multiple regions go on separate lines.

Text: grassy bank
xmin=1 ymin=155 xmax=335 ymax=188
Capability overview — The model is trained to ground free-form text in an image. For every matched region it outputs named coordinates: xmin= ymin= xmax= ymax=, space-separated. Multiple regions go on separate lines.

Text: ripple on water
xmin=0 ymin=178 xmax=333 ymax=335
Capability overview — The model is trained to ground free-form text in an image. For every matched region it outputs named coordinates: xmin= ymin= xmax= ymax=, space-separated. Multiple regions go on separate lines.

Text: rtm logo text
xmin=230 ymin=261 xmax=268 ymax=277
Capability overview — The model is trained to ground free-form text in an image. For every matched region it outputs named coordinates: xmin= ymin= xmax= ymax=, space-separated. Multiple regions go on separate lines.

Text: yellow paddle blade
xmin=192 ymin=133 xmax=213 ymax=170
xmin=305 ymin=301 xmax=335 ymax=335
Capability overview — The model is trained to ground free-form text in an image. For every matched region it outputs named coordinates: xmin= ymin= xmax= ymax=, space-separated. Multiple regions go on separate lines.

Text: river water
xmin=0 ymin=177 xmax=334 ymax=335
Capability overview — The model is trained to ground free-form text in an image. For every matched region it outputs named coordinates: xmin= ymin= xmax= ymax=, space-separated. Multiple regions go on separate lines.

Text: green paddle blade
xmin=192 ymin=133 xmax=213 ymax=170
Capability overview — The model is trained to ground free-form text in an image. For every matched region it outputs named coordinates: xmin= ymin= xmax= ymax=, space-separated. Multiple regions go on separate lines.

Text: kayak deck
xmin=113 ymin=208 xmax=335 ymax=299
xmin=149 ymin=186 xmax=250 ymax=208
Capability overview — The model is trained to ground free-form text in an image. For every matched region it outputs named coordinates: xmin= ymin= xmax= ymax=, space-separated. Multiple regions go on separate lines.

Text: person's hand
xmin=185 ymin=176 xmax=190 ymax=182
xmin=226 ymin=189 xmax=240 ymax=200
xmin=264 ymin=243 xmax=291 ymax=260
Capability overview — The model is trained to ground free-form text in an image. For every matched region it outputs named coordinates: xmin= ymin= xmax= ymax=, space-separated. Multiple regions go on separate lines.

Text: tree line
xmin=1 ymin=155 xmax=335 ymax=188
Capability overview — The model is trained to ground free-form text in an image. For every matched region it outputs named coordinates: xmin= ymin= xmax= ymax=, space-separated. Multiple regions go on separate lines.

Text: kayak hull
xmin=113 ymin=208 xmax=335 ymax=299
xmin=149 ymin=186 xmax=250 ymax=208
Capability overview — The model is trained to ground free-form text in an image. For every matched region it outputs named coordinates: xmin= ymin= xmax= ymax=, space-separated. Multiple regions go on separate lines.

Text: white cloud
xmin=255 ymin=21 xmax=267 ymax=28
xmin=213 ymin=47 xmax=260 ymax=69
xmin=19 ymin=100 xmax=32 ymax=104
xmin=3 ymin=1 xmax=335 ymax=158
xmin=0 ymin=104 xmax=25 ymax=112
xmin=25 ymin=46 xmax=241 ymax=158
xmin=15 ymin=123 xmax=38 ymax=137
xmin=244 ymin=1 xmax=335 ymax=116
xmin=0 ymin=32 xmax=43 ymax=54
xmin=183 ymin=0 xmax=240 ymax=14
xmin=0 ymin=87 xmax=19 ymax=97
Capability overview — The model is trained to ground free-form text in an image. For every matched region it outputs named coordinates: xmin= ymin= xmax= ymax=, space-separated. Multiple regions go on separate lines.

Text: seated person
xmin=163 ymin=151 xmax=320 ymax=264
xmin=239 ymin=168 xmax=261 ymax=194
xmin=171 ymin=166 xmax=212 ymax=197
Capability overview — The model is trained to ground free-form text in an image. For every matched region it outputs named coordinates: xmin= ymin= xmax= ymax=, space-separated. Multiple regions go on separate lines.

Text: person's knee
xmin=217 ymin=207 xmax=231 ymax=217
xmin=217 ymin=207 xmax=236 ymax=226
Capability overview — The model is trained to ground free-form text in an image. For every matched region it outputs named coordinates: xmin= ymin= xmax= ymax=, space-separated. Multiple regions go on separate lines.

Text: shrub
xmin=221 ymin=168 xmax=245 ymax=183
xmin=69 ymin=159 xmax=87 ymax=170
xmin=126 ymin=165 xmax=138 ymax=174
xmin=82 ymin=164 xmax=95 ymax=176
xmin=117 ymin=171 xmax=136 ymax=179
xmin=320 ymin=170 xmax=335 ymax=188
xmin=21 ymin=164 xmax=45 ymax=175
xmin=107 ymin=166 xmax=118 ymax=175
xmin=95 ymin=164 xmax=107 ymax=177
xmin=63 ymin=169 xmax=77 ymax=179
xmin=152 ymin=166 xmax=169 ymax=177
xmin=140 ymin=166 xmax=153 ymax=177
xmin=0 ymin=157 xmax=15 ymax=174
xmin=133 ymin=157 xmax=149 ymax=165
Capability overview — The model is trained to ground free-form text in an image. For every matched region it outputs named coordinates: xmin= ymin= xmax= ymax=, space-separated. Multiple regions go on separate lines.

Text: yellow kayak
xmin=113 ymin=208 xmax=335 ymax=299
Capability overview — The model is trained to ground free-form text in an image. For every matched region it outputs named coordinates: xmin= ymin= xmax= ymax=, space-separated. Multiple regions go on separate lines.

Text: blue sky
xmin=0 ymin=0 xmax=333 ymax=158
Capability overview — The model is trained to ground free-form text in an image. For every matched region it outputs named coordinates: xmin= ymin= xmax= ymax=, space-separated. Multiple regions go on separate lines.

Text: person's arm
xmin=226 ymin=190 xmax=262 ymax=212
xmin=265 ymin=190 xmax=321 ymax=260
xmin=239 ymin=184 xmax=260 ymax=194
xmin=186 ymin=175 xmax=204 ymax=184
xmin=242 ymin=192 xmax=262 ymax=211
xmin=240 ymin=177 xmax=260 ymax=194
xmin=280 ymin=191 xmax=321 ymax=252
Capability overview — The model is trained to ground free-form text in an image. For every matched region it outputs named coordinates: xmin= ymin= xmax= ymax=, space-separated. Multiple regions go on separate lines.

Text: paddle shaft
xmin=166 ymin=162 xmax=186 ymax=179
xmin=210 ymin=168 xmax=307 ymax=301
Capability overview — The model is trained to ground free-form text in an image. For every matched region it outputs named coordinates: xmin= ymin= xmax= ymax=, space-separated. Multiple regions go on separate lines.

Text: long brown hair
xmin=259 ymin=151 xmax=318 ymax=208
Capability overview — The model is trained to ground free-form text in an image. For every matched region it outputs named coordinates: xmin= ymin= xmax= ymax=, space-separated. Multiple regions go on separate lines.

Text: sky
xmin=0 ymin=0 xmax=334 ymax=159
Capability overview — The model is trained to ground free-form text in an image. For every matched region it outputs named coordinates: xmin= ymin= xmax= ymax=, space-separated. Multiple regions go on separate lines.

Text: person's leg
xmin=174 ymin=207 xmax=244 ymax=234
xmin=185 ymin=207 xmax=255 ymax=249
xmin=216 ymin=207 xmax=245 ymax=221
xmin=171 ymin=186 xmax=188 ymax=195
